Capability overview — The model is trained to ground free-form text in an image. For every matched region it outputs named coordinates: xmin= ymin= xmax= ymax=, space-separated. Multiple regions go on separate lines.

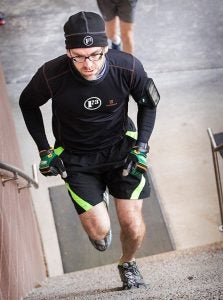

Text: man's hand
xmin=39 ymin=148 xmax=67 ymax=178
xmin=123 ymin=145 xmax=149 ymax=179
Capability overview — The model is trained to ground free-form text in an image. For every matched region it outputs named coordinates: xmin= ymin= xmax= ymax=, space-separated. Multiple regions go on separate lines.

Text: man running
xmin=19 ymin=11 xmax=160 ymax=290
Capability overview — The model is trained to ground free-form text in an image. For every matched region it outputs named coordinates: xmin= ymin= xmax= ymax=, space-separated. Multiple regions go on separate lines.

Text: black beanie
xmin=64 ymin=11 xmax=108 ymax=49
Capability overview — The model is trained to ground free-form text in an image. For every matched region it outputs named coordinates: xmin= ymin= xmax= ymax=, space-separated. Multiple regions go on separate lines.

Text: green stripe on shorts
xmin=66 ymin=183 xmax=92 ymax=211
xmin=130 ymin=174 xmax=146 ymax=199
xmin=125 ymin=130 xmax=138 ymax=140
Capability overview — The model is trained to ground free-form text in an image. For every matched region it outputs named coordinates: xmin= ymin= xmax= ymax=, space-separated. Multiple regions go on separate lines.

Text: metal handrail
xmin=207 ymin=128 xmax=223 ymax=152
xmin=0 ymin=160 xmax=39 ymax=191
xmin=207 ymin=128 xmax=223 ymax=232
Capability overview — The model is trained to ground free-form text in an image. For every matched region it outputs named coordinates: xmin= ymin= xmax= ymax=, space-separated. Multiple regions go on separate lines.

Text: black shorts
xmin=58 ymin=132 xmax=150 ymax=215
xmin=97 ymin=0 xmax=138 ymax=23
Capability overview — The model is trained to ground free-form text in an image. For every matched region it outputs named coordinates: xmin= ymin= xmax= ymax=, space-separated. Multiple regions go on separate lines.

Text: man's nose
xmin=83 ymin=58 xmax=93 ymax=66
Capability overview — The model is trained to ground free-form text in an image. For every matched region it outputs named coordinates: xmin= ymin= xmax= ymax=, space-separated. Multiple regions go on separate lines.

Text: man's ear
xmin=66 ymin=49 xmax=71 ymax=58
xmin=104 ymin=46 xmax=109 ymax=54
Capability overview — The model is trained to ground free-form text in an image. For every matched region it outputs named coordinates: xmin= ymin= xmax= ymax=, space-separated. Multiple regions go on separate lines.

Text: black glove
xmin=123 ymin=143 xmax=149 ymax=179
xmin=39 ymin=148 xmax=67 ymax=178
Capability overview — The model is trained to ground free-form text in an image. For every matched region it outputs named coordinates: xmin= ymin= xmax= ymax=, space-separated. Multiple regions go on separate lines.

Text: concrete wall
xmin=0 ymin=64 xmax=46 ymax=300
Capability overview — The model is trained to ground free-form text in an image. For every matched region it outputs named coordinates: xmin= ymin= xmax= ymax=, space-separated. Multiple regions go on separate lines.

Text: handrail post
xmin=212 ymin=149 xmax=223 ymax=231
xmin=32 ymin=164 xmax=38 ymax=184
xmin=207 ymin=128 xmax=223 ymax=232
xmin=0 ymin=161 xmax=39 ymax=190
xmin=1 ymin=171 xmax=18 ymax=185
xmin=17 ymin=181 xmax=31 ymax=192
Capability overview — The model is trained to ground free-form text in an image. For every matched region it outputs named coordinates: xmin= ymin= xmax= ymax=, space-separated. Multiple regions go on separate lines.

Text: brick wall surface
xmin=0 ymin=64 xmax=46 ymax=300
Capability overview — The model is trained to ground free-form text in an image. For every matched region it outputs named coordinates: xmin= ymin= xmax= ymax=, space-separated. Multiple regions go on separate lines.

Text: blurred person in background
xmin=97 ymin=0 xmax=138 ymax=53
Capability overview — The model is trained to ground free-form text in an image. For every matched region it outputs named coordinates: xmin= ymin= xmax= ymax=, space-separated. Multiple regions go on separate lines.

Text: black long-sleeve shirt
xmin=19 ymin=49 xmax=157 ymax=152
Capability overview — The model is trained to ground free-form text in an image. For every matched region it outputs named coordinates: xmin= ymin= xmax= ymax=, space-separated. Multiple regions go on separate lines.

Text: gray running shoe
xmin=89 ymin=228 xmax=112 ymax=251
xmin=118 ymin=261 xmax=146 ymax=290
xmin=89 ymin=191 xmax=112 ymax=251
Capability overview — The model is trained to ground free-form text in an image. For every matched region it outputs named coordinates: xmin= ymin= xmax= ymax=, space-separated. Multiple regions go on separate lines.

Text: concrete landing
xmin=24 ymin=242 xmax=223 ymax=300
xmin=1 ymin=0 xmax=223 ymax=276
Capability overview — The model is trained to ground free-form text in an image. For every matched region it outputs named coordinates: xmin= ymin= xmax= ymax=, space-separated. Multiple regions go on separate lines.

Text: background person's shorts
xmin=97 ymin=0 xmax=138 ymax=23
xmin=60 ymin=135 xmax=150 ymax=215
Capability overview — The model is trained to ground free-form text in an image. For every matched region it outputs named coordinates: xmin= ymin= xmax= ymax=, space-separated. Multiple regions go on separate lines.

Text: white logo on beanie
xmin=83 ymin=36 xmax=93 ymax=46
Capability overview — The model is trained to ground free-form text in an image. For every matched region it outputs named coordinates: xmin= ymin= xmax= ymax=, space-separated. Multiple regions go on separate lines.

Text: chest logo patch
xmin=84 ymin=97 xmax=102 ymax=110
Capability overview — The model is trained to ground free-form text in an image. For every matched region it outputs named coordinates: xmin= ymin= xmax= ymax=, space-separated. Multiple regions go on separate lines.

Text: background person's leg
xmin=120 ymin=20 xmax=134 ymax=54
xmin=96 ymin=0 xmax=121 ymax=50
xmin=105 ymin=17 xmax=121 ymax=50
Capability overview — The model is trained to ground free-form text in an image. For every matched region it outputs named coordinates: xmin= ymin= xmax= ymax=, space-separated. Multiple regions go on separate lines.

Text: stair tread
xmin=24 ymin=242 xmax=223 ymax=300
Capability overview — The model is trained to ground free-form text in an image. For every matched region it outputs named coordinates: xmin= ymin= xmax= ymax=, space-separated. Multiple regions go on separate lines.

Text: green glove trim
xmin=39 ymin=148 xmax=67 ymax=178
xmin=54 ymin=146 xmax=64 ymax=156
xmin=130 ymin=149 xmax=147 ymax=165
xmin=39 ymin=148 xmax=57 ymax=174
xmin=123 ymin=146 xmax=148 ymax=179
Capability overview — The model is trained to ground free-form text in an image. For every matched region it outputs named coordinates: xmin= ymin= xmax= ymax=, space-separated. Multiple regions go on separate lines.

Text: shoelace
xmin=122 ymin=263 xmax=142 ymax=282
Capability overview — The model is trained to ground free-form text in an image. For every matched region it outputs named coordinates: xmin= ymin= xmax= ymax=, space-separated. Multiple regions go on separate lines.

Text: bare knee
xmin=121 ymin=218 xmax=145 ymax=241
xmin=80 ymin=202 xmax=110 ymax=240
xmin=86 ymin=218 xmax=110 ymax=240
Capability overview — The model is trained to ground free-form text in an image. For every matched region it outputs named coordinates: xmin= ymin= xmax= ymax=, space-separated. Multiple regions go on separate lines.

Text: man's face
xmin=67 ymin=47 xmax=108 ymax=81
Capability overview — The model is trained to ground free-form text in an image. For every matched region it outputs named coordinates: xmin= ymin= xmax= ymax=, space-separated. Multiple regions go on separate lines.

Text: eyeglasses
xmin=70 ymin=50 xmax=104 ymax=63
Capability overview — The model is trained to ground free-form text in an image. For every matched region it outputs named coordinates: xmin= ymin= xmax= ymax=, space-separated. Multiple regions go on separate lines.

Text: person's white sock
xmin=112 ymin=35 xmax=121 ymax=45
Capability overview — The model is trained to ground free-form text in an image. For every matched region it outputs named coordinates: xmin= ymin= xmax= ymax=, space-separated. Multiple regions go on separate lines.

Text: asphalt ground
xmin=1 ymin=0 xmax=223 ymax=278
xmin=24 ymin=242 xmax=223 ymax=300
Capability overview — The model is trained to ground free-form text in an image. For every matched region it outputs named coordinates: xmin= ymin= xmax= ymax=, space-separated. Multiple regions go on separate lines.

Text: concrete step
xmin=24 ymin=242 xmax=223 ymax=300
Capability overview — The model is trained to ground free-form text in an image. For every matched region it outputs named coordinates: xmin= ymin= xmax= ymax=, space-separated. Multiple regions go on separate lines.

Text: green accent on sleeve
xmin=130 ymin=174 xmax=146 ymax=199
xmin=66 ymin=183 xmax=93 ymax=211
xmin=125 ymin=131 xmax=138 ymax=140
xmin=54 ymin=146 xmax=64 ymax=156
